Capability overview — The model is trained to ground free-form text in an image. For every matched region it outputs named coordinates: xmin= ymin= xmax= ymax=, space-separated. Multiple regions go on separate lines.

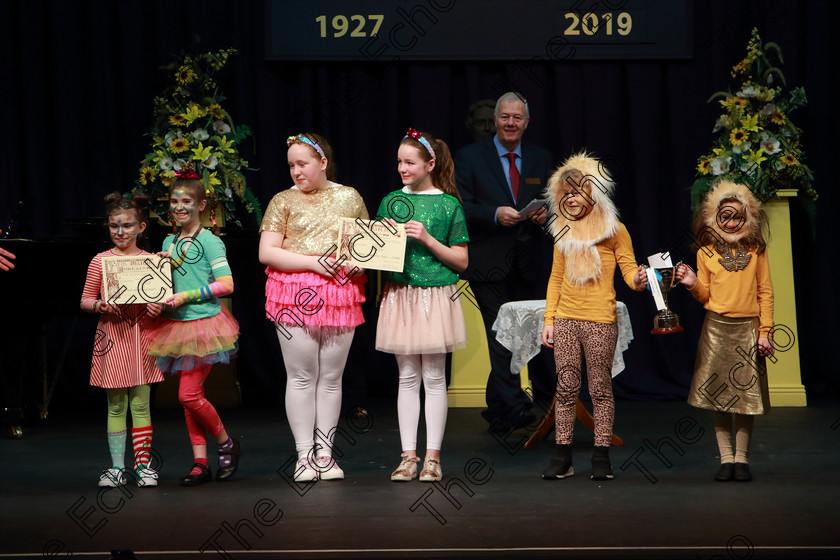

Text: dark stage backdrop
xmin=1 ymin=0 xmax=837 ymax=412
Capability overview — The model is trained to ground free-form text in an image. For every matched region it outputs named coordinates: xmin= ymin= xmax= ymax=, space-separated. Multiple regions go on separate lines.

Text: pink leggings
xmin=178 ymin=365 xmax=225 ymax=447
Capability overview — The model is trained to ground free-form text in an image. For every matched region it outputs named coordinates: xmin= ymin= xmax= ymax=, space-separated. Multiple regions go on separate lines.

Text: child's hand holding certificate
xmin=336 ymin=217 xmax=407 ymax=273
xmin=101 ymin=255 xmax=173 ymax=305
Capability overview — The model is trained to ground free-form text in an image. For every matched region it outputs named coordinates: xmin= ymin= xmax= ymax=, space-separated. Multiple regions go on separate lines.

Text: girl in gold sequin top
xmin=259 ymin=133 xmax=369 ymax=482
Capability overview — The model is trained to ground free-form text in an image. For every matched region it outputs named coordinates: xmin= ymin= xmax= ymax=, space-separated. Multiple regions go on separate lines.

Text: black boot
xmin=591 ymin=446 xmax=614 ymax=481
xmin=542 ymin=444 xmax=573 ymax=479
xmin=714 ymin=462 xmax=734 ymax=481
xmin=733 ymin=462 xmax=752 ymax=482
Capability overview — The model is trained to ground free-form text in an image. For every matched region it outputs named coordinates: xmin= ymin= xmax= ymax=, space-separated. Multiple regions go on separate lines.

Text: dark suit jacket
xmin=455 ymin=136 xmax=554 ymax=283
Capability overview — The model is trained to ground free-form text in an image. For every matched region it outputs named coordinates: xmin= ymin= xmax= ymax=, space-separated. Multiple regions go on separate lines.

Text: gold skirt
xmin=687 ymin=311 xmax=770 ymax=415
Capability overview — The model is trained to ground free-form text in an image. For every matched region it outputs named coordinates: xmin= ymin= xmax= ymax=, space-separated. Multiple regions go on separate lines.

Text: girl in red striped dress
xmin=80 ymin=192 xmax=165 ymax=488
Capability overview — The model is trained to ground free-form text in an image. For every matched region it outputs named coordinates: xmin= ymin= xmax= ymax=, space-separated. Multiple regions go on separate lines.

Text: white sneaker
xmin=390 ymin=453 xmax=420 ymax=482
xmin=135 ymin=466 xmax=159 ymax=487
xmin=419 ymin=458 xmax=442 ymax=482
xmin=293 ymin=458 xmax=318 ymax=482
xmin=98 ymin=467 xmax=127 ymax=487
xmin=315 ymin=456 xmax=344 ymax=480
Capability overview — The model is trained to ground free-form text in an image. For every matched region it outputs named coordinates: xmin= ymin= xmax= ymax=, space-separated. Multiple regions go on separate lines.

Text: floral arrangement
xmin=135 ymin=48 xmax=262 ymax=226
xmin=690 ymin=28 xmax=816 ymax=212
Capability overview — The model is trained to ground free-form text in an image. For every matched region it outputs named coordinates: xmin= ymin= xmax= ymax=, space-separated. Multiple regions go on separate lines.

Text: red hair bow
xmin=175 ymin=164 xmax=200 ymax=179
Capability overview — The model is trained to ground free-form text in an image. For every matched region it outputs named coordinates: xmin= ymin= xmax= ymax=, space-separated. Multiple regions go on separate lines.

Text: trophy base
xmin=652 ymin=310 xmax=683 ymax=335
xmin=651 ymin=326 xmax=684 ymax=335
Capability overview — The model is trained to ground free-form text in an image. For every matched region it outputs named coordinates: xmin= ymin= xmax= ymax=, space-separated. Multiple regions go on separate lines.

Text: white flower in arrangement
xmin=173 ymin=159 xmax=188 ymax=170
xmin=736 ymin=85 xmax=758 ymax=98
xmin=159 ymin=156 xmax=174 ymax=170
xmin=225 ymin=187 xmax=233 ymax=198
xmin=732 ymin=141 xmax=752 ymax=154
xmin=165 ymin=130 xmax=182 ymax=144
xmin=759 ymin=102 xmax=776 ymax=117
xmin=780 ymin=122 xmax=797 ymax=137
xmin=213 ymin=120 xmax=231 ymax=134
xmin=773 ymin=158 xmax=787 ymax=171
xmin=202 ymin=155 xmax=219 ymax=170
xmin=710 ymin=156 xmax=731 ymax=176
xmin=192 ymin=128 xmax=209 ymax=141
xmin=718 ymin=115 xmax=736 ymax=130
xmin=712 ymin=117 xmax=724 ymax=133
xmin=759 ymin=133 xmax=781 ymax=155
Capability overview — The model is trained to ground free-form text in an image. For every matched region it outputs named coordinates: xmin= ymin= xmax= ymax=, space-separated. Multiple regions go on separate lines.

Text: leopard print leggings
xmin=553 ymin=318 xmax=618 ymax=447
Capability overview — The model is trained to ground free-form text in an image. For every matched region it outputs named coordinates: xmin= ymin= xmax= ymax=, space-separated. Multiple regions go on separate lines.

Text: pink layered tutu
xmin=148 ymin=305 xmax=239 ymax=374
xmin=265 ymin=269 xmax=366 ymax=328
xmin=375 ymin=282 xmax=466 ymax=355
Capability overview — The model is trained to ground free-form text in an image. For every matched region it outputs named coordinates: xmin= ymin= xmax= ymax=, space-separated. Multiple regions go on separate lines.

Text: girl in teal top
xmin=148 ymin=169 xmax=241 ymax=486
xmin=375 ymin=129 xmax=469 ymax=483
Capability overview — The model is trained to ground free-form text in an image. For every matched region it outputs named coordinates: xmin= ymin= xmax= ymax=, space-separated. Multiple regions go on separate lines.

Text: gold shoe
xmin=419 ymin=458 xmax=442 ymax=482
xmin=390 ymin=453 xmax=420 ymax=481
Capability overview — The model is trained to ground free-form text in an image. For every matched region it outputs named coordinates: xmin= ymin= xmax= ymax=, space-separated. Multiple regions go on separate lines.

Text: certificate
xmin=101 ymin=255 xmax=173 ymax=305
xmin=336 ymin=217 xmax=406 ymax=273
xmin=518 ymin=198 xmax=549 ymax=221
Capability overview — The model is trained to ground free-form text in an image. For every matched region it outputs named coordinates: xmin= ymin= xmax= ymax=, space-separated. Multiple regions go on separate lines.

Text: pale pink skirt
xmin=375 ymin=282 xmax=466 ymax=355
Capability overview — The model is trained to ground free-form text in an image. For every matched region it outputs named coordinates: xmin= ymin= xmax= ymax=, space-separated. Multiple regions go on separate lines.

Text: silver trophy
xmin=649 ymin=262 xmax=684 ymax=335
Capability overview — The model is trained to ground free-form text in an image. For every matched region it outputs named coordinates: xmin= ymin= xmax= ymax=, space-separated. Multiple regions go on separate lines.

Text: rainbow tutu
xmin=148 ymin=305 xmax=239 ymax=374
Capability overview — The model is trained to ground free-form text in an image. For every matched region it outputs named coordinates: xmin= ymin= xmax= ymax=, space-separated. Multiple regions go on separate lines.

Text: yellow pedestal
xmin=449 ymin=281 xmax=531 ymax=407
xmin=763 ymin=190 xmax=807 ymax=406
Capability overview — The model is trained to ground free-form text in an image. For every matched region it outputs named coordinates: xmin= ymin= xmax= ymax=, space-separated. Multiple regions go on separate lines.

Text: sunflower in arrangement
xmin=690 ymin=28 xmax=816 ymax=212
xmin=136 ymin=48 xmax=262 ymax=227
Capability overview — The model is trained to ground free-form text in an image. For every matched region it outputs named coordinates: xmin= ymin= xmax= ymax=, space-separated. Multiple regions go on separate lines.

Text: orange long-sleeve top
xmin=687 ymin=246 xmax=774 ymax=335
xmin=543 ymin=222 xmax=643 ymax=326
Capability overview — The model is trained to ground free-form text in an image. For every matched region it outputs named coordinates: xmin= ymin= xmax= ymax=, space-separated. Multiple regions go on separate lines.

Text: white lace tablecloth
xmin=492 ymin=300 xmax=634 ymax=377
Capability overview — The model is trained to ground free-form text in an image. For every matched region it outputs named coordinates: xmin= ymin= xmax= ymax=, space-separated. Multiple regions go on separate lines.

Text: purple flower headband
xmin=404 ymin=128 xmax=436 ymax=160
xmin=287 ymin=134 xmax=325 ymax=159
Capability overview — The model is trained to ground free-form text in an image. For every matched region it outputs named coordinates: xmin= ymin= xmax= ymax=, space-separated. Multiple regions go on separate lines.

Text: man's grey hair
xmin=494 ymin=92 xmax=530 ymax=119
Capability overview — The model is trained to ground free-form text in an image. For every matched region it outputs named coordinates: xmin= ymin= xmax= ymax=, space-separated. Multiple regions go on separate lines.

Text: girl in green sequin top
xmin=375 ymin=130 xmax=469 ymax=483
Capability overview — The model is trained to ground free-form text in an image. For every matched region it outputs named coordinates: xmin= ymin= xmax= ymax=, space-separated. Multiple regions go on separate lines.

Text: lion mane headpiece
xmin=544 ymin=152 xmax=619 ymax=285
xmin=697 ymin=179 xmax=767 ymax=252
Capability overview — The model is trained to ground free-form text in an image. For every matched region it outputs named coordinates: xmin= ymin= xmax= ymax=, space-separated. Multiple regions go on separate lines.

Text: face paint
xmin=170 ymin=188 xmax=202 ymax=226
xmin=108 ymin=211 xmax=143 ymax=251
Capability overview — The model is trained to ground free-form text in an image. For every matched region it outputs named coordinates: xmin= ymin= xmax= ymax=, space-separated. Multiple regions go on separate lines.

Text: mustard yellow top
xmin=688 ymin=246 xmax=774 ymax=335
xmin=544 ymin=222 xmax=643 ymax=326
xmin=259 ymin=182 xmax=369 ymax=256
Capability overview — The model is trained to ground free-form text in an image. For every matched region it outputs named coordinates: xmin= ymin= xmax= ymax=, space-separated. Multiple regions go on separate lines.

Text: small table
xmin=492 ymin=300 xmax=633 ymax=447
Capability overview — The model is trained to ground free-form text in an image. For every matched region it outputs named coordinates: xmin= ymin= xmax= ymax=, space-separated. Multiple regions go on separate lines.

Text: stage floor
xmin=1 ymin=399 xmax=838 ymax=559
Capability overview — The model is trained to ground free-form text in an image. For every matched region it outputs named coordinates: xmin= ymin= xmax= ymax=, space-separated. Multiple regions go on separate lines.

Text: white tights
xmin=396 ymin=353 xmax=448 ymax=452
xmin=278 ymin=326 xmax=355 ymax=460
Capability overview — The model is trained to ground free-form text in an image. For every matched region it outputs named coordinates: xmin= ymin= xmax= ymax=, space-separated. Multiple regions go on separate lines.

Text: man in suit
xmin=455 ymin=92 xmax=555 ymax=432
